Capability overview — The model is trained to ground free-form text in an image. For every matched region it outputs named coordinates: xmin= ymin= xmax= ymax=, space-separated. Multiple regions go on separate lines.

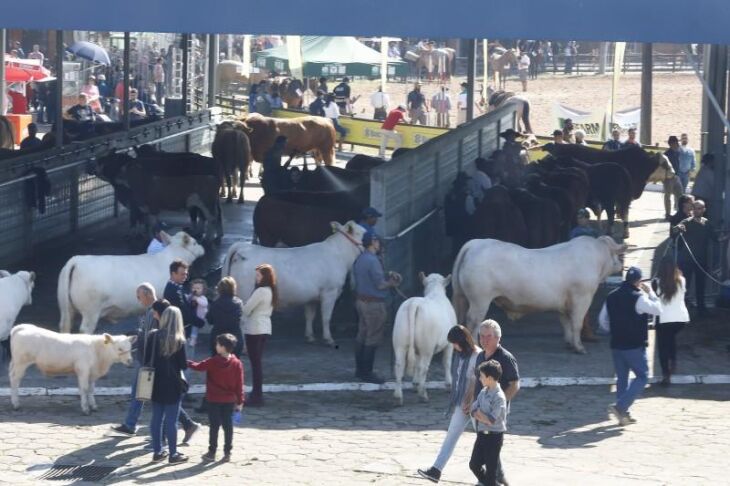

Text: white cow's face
xmin=18 ymin=271 xmax=35 ymax=306
xmin=420 ymin=272 xmax=451 ymax=291
xmin=104 ymin=334 xmax=136 ymax=366
xmin=170 ymin=232 xmax=205 ymax=259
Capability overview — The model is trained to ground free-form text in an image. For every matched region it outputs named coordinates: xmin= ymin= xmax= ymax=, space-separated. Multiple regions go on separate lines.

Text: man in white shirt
xmin=598 ymin=267 xmax=662 ymax=426
xmin=370 ymin=87 xmax=390 ymax=121
xmin=456 ymin=82 xmax=469 ymax=125
xmin=518 ymin=51 xmax=531 ymax=92
xmin=147 ymin=222 xmax=169 ymax=255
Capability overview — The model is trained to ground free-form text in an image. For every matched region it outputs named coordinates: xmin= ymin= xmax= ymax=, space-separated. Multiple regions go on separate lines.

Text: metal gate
xmin=370 ymin=104 xmax=518 ymax=295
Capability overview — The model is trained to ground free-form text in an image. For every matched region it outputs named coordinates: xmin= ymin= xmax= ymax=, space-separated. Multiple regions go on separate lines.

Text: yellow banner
xmin=272 ymin=109 xmax=448 ymax=149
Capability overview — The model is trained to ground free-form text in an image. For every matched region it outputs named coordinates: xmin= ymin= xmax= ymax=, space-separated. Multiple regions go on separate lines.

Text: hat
xmin=499 ymin=128 xmax=523 ymax=139
xmin=362 ymin=207 xmax=383 ymax=218
xmin=625 ymin=266 xmax=643 ymax=283
xmin=97 ymin=74 xmax=106 ymax=81
xmin=397 ymin=104 xmax=406 ymax=111
xmin=362 ymin=231 xmax=378 ymax=247
xmin=667 ymin=135 xmax=679 ymax=144
xmin=152 ymin=221 xmax=169 ymax=234
xmin=576 ymin=208 xmax=590 ymax=219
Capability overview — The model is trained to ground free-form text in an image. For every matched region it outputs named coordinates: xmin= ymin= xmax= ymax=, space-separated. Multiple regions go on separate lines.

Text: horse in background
xmin=490 ymin=48 xmax=518 ymax=90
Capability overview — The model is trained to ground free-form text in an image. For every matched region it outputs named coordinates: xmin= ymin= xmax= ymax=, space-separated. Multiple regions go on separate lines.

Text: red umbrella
xmin=4 ymin=59 xmax=52 ymax=82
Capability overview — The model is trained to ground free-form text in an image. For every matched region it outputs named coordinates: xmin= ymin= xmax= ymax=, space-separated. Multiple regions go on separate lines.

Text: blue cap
xmin=362 ymin=207 xmax=382 ymax=218
xmin=153 ymin=221 xmax=169 ymax=234
xmin=362 ymin=231 xmax=378 ymax=247
xmin=625 ymin=266 xmax=642 ymax=283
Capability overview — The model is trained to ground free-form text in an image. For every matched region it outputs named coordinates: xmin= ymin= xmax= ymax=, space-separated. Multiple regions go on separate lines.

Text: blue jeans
xmin=151 ymin=400 xmax=182 ymax=456
xmin=330 ymin=118 xmax=347 ymax=138
xmin=611 ymin=348 xmax=648 ymax=414
xmin=677 ymin=172 xmax=690 ymax=192
xmin=123 ymin=366 xmax=144 ymax=430
xmin=433 ymin=408 xmax=471 ymax=471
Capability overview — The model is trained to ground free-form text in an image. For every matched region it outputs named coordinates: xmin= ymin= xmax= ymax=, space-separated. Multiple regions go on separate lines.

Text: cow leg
xmin=466 ymin=301 xmax=491 ymax=337
xmin=225 ymin=173 xmax=233 ymax=203
xmin=605 ymin=204 xmax=615 ymax=236
xmin=9 ymin=359 xmax=30 ymax=410
xmin=304 ymin=303 xmax=317 ymax=343
xmin=393 ymin=344 xmax=406 ymax=405
xmin=623 ymin=207 xmax=630 ymax=239
xmin=79 ymin=311 xmax=101 ymax=335
xmin=319 ymin=290 xmax=339 ymax=347
xmin=442 ymin=344 xmax=454 ymax=390
xmin=76 ymin=368 xmax=91 ymax=415
xmin=416 ymin=354 xmax=431 ymax=402
xmin=237 ymin=168 xmax=245 ymax=204
xmin=87 ymin=380 xmax=98 ymax=411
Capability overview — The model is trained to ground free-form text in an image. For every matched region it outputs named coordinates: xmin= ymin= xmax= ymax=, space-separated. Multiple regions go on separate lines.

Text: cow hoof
xmin=82 ymin=409 xmax=91 ymax=416
xmin=305 ymin=336 xmax=316 ymax=344
xmin=12 ymin=405 xmax=19 ymax=411
xmin=324 ymin=339 xmax=337 ymax=349
xmin=226 ymin=198 xmax=233 ymax=204
xmin=237 ymin=199 xmax=244 ymax=205
xmin=574 ymin=347 xmax=588 ymax=355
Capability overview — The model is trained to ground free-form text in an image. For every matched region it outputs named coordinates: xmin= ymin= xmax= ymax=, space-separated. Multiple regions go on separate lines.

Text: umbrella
xmin=66 ymin=41 xmax=111 ymax=66
xmin=4 ymin=59 xmax=52 ymax=82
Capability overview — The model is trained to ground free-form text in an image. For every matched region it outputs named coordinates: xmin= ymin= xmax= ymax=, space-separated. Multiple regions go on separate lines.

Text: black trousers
xmin=208 ymin=402 xmax=234 ymax=454
xmin=656 ymin=322 xmax=686 ymax=375
xmin=245 ymin=334 xmax=268 ymax=398
xmin=469 ymin=432 xmax=503 ymax=486
xmin=678 ymin=258 xmax=707 ymax=310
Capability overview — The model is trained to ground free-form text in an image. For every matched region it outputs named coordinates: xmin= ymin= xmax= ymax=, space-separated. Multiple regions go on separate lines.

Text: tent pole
xmin=640 ymin=43 xmax=652 ymax=145
xmin=123 ymin=32 xmax=130 ymax=132
xmin=55 ymin=30 xmax=64 ymax=148
xmin=467 ymin=39 xmax=476 ymax=122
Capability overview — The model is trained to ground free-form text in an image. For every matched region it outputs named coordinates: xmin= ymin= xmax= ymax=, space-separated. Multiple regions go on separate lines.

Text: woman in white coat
xmin=652 ymin=257 xmax=690 ymax=385
xmin=241 ymin=264 xmax=277 ymax=406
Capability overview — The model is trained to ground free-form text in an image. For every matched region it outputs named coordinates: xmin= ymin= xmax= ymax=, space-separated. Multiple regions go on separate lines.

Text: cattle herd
xmin=0 ymin=112 xmax=678 ymax=414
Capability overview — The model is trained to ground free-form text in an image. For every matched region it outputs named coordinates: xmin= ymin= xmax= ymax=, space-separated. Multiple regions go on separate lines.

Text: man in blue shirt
xmin=352 ymin=232 xmax=401 ymax=384
xmin=677 ymin=133 xmax=696 ymax=192
xmin=357 ymin=207 xmax=382 ymax=238
xmin=602 ymin=129 xmax=623 ymax=151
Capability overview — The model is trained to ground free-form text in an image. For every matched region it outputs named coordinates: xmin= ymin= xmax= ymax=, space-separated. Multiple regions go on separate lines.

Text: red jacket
xmin=188 ymin=355 xmax=244 ymax=405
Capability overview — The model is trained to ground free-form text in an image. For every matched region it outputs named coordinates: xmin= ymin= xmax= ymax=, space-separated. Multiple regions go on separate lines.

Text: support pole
xmin=703 ymin=45 xmax=728 ymax=225
xmin=598 ymin=42 xmax=608 ymax=75
xmin=0 ymin=29 xmax=6 ymax=117
xmin=467 ymin=39 xmax=476 ymax=122
xmin=122 ymin=32 xmax=130 ymax=132
xmin=182 ymin=34 xmax=190 ymax=114
xmin=55 ymin=30 xmax=64 ymax=148
xmin=640 ymin=43 xmax=653 ymax=145
xmin=208 ymin=34 xmax=219 ymax=108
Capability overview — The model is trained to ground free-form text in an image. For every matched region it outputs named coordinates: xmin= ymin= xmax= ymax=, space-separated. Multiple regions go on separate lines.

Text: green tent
xmin=255 ymin=36 xmax=407 ymax=77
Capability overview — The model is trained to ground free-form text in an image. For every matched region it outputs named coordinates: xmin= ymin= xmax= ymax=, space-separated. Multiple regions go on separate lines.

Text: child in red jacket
xmin=188 ymin=333 xmax=244 ymax=462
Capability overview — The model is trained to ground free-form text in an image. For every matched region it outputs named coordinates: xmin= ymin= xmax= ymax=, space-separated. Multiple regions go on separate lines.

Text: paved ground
xmin=0 ymin=384 xmax=728 ymax=485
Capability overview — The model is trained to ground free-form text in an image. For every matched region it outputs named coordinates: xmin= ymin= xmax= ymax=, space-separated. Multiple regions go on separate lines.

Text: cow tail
xmin=451 ymin=243 xmax=470 ymax=325
xmin=57 ymin=258 xmax=76 ymax=333
xmin=617 ymin=171 xmax=633 ymax=222
xmin=222 ymin=245 xmax=243 ymax=277
xmin=405 ymin=301 xmax=418 ymax=378
xmin=522 ymin=100 xmax=532 ymax=133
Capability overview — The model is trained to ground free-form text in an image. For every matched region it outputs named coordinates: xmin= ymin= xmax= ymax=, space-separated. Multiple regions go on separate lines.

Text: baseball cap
xmin=625 ymin=266 xmax=642 ymax=283
xmin=362 ymin=231 xmax=378 ymax=247
xmin=362 ymin=207 xmax=383 ymax=218
xmin=153 ymin=221 xmax=169 ymax=234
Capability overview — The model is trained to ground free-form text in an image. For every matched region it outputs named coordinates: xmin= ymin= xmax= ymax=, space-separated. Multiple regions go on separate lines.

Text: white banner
xmin=553 ymin=102 xmax=640 ymax=140
xmin=608 ymin=41 xmax=627 ymax=130
xmin=286 ymin=35 xmax=303 ymax=79
xmin=609 ymin=106 xmax=641 ymax=135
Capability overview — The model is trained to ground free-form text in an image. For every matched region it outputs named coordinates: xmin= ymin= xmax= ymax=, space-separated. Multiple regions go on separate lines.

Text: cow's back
xmin=11 ymin=324 xmax=93 ymax=369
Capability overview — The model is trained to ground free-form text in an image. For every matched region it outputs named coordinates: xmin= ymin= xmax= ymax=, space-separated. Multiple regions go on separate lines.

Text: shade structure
xmin=255 ymin=36 xmax=407 ymax=77
xmin=4 ymin=58 xmax=52 ymax=82
xmin=66 ymin=41 xmax=111 ymax=66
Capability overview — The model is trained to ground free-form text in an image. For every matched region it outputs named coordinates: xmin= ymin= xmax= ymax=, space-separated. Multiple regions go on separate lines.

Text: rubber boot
xmin=354 ymin=343 xmax=366 ymax=379
xmin=360 ymin=345 xmax=385 ymax=384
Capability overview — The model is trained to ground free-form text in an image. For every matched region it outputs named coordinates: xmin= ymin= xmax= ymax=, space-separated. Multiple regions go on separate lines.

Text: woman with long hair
xmin=418 ymin=325 xmax=481 ymax=483
xmin=323 ymin=93 xmax=348 ymax=142
xmin=653 ymin=257 xmax=690 ymax=385
xmin=145 ymin=306 xmax=189 ymax=464
xmin=241 ymin=264 xmax=278 ymax=406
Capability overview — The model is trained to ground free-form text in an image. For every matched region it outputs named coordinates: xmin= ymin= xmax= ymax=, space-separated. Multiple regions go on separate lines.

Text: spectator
xmin=678 ymin=133 xmax=696 ymax=192
xmin=407 ymin=83 xmax=428 ymax=125
xmin=81 ymin=76 xmax=102 ymax=113
xmin=153 ymin=57 xmax=165 ymax=102
xmin=431 ymin=86 xmax=452 ymax=128
xmin=624 ymin=127 xmax=641 ymax=146
xmin=269 ymin=90 xmax=283 ymax=110
xmin=456 ymin=82 xmax=469 ymax=125
xmin=164 ymin=260 xmax=203 ymax=340
xmin=518 ymin=50 xmax=530 ymax=91
xmin=602 ymin=129 xmax=623 ymax=151
xmin=652 ymin=258 xmax=690 ymax=386
xmin=333 ymin=77 xmax=352 ymax=114
xmin=145 ymin=307 xmax=190 ymax=464
xmin=691 ymin=154 xmax=715 ymax=215
xmin=27 ymin=44 xmax=44 ymax=64
xmin=562 ymin=118 xmax=575 ymax=143
xmin=207 ymin=277 xmax=244 ymax=357
xmin=574 ymin=129 xmax=588 ymax=145
xmin=564 ymin=41 xmax=577 ymax=74
xmin=146 ymin=222 xmax=169 ymax=254
xmin=379 ymin=105 xmax=406 ymax=158
xmin=248 ymin=84 xmax=258 ymax=113
xmin=358 ymin=207 xmax=382 ymax=239
xmin=308 ymin=90 xmax=326 ymax=117
xmin=242 ymin=264 xmax=277 ymax=407
xmin=324 ymin=93 xmax=347 ymax=146
xmin=317 ymin=76 xmax=328 ymax=95
xmin=189 ymin=279 xmax=209 ymax=352
xmin=370 ymin=86 xmax=390 ymax=122
xmin=668 ymin=194 xmax=695 ymax=230
xmin=66 ymin=93 xmax=95 ymax=122
xmin=188 ymin=333 xmax=244 ymax=463
xmin=552 ymin=129 xmax=565 ymax=144
xmin=129 ymin=88 xmax=146 ymax=121
xmin=570 ymin=208 xmax=599 ymax=239
xmin=599 ymin=267 xmax=662 ymax=426
xmin=664 ymin=135 xmax=681 ymax=180
xmin=13 ymin=41 xmax=25 ymax=59
xmin=469 ymin=360 xmax=507 ymax=486
xmin=19 ymin=123 xmax=42 ymax=150
xmin=417 ymin=325 xmax=481 ymax=484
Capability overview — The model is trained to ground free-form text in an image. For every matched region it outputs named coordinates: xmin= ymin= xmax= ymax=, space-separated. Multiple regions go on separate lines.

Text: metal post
xmin=640 ymin=43 xmax=653 ymax=145
xmin=466 ymin=39 xmax=476 ymax=122
xmin=122 ymin=32 xmax=130 ymax=132
xmin=598 ymin=42 xmax=608 ymax=75
xmin=55 ymin=30 xmax=64 ymax=148
xmin=182 ymin=34 xmax=190 ymax=113
xmin=703 ymin=45 xmax=728 ymax=225
xmin=0 ymin=29 xmax=6 ymax=117
xmin=208 ymin=34 xmax=219 ymax=108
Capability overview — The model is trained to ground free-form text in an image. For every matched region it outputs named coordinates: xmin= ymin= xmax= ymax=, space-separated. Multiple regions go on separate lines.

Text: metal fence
xmin=0 ymin=111 xmax=218 ymax=266
xmin=370 ymin=104 xmax=517 ymax=295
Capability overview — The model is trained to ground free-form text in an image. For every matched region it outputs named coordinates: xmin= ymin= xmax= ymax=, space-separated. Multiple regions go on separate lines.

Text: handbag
xmin=135 ymin=333 xmax=156 ymax=402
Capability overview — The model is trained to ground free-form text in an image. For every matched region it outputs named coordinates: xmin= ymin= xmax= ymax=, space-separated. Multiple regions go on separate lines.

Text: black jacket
xmin=144 ymin=329 xmax=188 ymax=404
xmin=208 ymin=294 xmax=244 ymax=356
xmin=164 ymin=280 xmax=203 ymax=338
xmin=606 ymin=283 xmax=649 ymax=350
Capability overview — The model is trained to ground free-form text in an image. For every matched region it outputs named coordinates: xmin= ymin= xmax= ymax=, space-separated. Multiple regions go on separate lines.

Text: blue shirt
xmin=678 ymin=146 xmax=696 ymax=174
xmin=602 ymin=139 xmax=623 ymax=151
xmin=352 ymin=251 xmax=388 ymax=299
xmin=570 ymin=226 xmax=599 ymax=239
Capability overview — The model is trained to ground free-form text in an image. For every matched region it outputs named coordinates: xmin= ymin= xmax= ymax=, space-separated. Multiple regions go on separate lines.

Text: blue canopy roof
xmin=2 ymin=0 xmax=729 ymax=45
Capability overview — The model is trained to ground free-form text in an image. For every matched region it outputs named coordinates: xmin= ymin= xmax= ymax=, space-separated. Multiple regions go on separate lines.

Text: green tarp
xmin=255 ymin=36 xmax=407 ymax=77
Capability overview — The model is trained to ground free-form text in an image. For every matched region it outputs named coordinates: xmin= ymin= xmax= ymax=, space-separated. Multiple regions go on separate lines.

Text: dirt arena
xmin=348 ymin=71 xmax=704 ymax=148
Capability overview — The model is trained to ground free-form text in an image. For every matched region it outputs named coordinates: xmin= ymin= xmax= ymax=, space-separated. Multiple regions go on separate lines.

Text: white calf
xmin=10 ymin=324 xmax=135 ymax=414
xmin=393 ymin=273 xmax=456 ymax=405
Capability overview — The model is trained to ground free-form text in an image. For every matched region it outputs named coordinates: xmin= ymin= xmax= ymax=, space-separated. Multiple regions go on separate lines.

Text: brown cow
xmin=239 ymin=113 xmax=336 ymax=165
xmin=212 ymin=121 xmax=253 ymax=204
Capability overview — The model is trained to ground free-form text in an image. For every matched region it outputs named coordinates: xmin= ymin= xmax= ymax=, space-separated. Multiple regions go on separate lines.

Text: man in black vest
xmin=598 ymin=267 xmax=662 ymax=426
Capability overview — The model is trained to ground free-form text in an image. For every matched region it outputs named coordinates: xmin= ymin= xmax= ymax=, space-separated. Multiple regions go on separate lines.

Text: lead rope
xmin=677 ymin=233 xmax=725 ymax=286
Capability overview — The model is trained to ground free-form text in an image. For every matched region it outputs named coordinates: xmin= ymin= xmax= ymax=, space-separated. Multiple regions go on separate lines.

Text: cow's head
xmin=93 ymin=151 xmax=133 ymax=183
xmin=419 ymin=272 xmax=451 ymax=289
xmin=331 ymin=221 xmax=367 ymax=247
xmin=169 ymin=231 xmax=206 ymax=259
xmin=16 ymin=271 xmax=35 ymax=305
xmin=103 ymin=333 xmax=136 ymax=366
xmin=650 ymin=153 xmax=676 ymax=181
xmin=0 ymin=270 xmax=10 ymax=278
xmin=598 ymin=236 xmax=628 ymax=275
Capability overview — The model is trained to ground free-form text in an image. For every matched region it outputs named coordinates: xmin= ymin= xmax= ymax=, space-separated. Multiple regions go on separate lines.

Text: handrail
xmin=383 ymin=208 xmax=440 ymax=241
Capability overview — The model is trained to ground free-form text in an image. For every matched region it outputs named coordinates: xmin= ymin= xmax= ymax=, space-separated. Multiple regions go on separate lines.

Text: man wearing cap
xmin=379 ymin=105 xmax=406 ymax=158
xmin=602 ymin=129 xmax=623 ymax=151
xmin=500 ymin=128 xmax=528 ymax=165
xmin=358 ymin=207 xmax=383 ymax=240
xmin=333 ymin=77 xmax=352 ymax=114
xmin=598 ymin=267 xmax=662 ymax=425
xmin=352 ymin=233 xmax=401 ymax=384
xmin=407 ymin=83 xmax=428 ymax=125
xmin=147 ymin=222 xmax=169 ymax=255
xmin=308 ymin=90 xmax=326 ymax=117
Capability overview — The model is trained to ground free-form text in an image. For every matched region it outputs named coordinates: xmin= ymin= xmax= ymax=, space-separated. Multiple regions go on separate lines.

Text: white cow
xmin=0 ymin=270 xmax=36 ymax=352
xmin=393 ymin=273 xmax=456 ymax=405
xmin=452 ymin=236 xmax=626 ymax=353
xmin=10 ymin=324 xmax=135 ymax=414
xmin=58 ymin=231 xmax=205 ymax=334
xmin=224 ymin=221 xmax=365 ymax=346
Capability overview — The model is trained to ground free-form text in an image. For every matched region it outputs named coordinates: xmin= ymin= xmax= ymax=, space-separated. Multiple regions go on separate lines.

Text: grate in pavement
xmin=38 ymin=464 xmax=117 ymax=482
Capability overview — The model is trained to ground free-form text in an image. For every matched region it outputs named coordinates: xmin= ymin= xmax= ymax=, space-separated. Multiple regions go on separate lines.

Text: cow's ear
xmin=29 ymin=271 xmax=36 ymax=282
xmin=103 ymin=333 xmax=112 ymax=344
xmin=128 ymin=335 xmax=138 ymax=344
xmin=347 ymin=222 xmax=355 ymax=234
xmin=330 ymin=221 xmax=340 ymax=233
xmin=182 ymin=233 xmax=190 ymax=245
xmin=418 ymin=271 xmax=426 ymax=283
xmin=443 ymin=274 xmax=452 ymax=287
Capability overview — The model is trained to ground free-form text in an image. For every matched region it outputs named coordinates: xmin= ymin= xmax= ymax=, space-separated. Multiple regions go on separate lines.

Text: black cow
xmin=345 ymin=154 xmax=386 ymax=171
xmin=508 ymin=188 xmax=562 ymax=248
xmin=525 ymin=174 xmax=575 ymax=238
xmin=212 ymin=121 xmax=253 ymax=204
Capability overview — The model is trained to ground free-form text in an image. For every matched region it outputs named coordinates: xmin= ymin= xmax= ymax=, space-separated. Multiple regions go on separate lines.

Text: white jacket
xmin=241 ymin=287 xmax=273 ymax=335
xmin=657 ymin=277 xmax=690 ymax=324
